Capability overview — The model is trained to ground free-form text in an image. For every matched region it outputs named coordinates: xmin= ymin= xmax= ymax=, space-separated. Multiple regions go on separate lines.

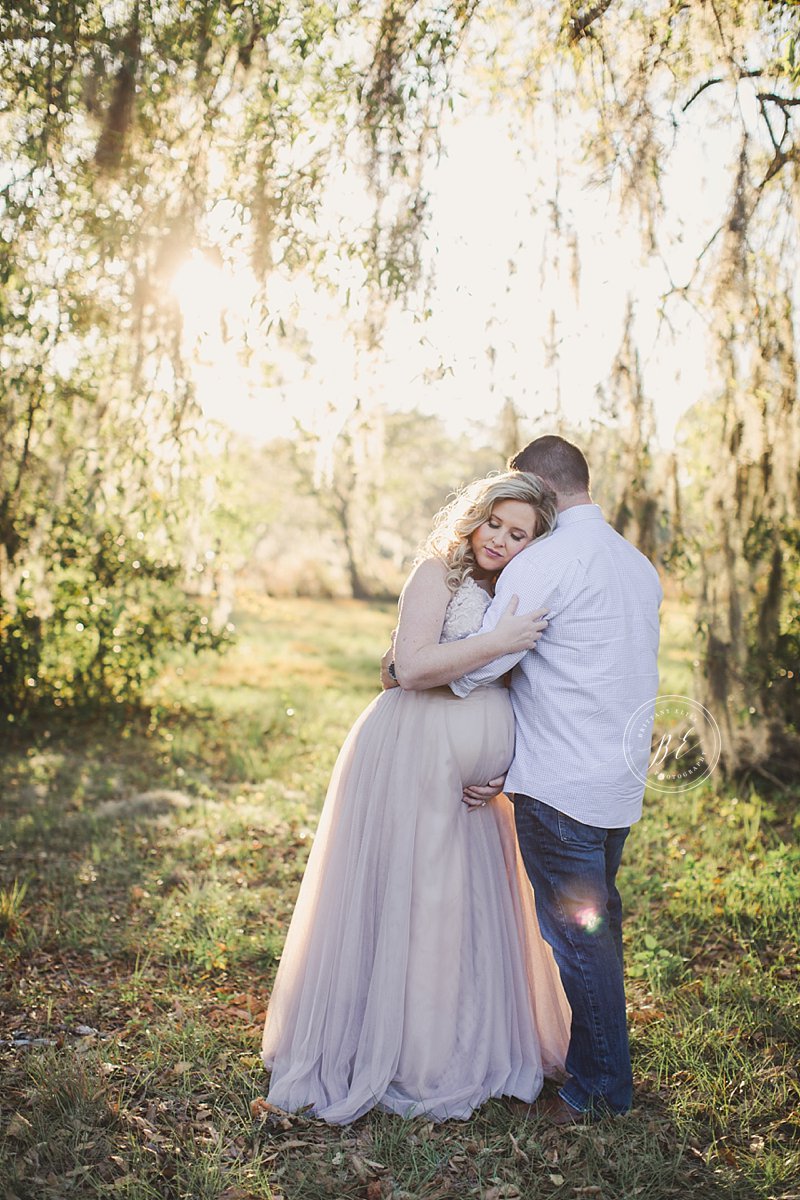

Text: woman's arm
xmin=392 ymin=558 xmax=547 ymax=690
xmin=379 ymin=632 xmax=398 ymax=690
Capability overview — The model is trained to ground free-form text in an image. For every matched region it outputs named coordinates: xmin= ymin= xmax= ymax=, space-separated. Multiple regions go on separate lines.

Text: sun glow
xmin=164 ymin=87 xmax=732 ymax=452
xmin=168 ymin=249 xmax=269 ymax=434
xmin=168 ymin=245 xmax=366 ymax=443
xmin=169 ymin=250 xmax=254 ymax=343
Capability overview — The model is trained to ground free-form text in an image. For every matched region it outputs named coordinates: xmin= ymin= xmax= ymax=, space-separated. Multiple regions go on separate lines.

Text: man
xmin=452 ymin=435 xmax=662 ymax=1123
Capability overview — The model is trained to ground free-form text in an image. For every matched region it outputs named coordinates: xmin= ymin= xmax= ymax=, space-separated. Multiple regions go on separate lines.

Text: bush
xmin=0 ymin=519 xmax=233 ymax=720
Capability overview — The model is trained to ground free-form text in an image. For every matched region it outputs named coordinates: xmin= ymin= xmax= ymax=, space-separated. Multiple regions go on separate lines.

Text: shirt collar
xmin=554 ymin=503 xmax=605 ymax=528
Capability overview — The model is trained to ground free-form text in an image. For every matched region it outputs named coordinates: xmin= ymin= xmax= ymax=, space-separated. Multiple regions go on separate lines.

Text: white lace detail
xmin=440 ymin=576 xmax=492 ymax=643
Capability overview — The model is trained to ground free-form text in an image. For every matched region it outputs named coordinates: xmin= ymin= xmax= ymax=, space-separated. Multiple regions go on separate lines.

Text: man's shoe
xmin=507 ymin=1094 xmax=587 ymax=1125
xmin=536 ymin=1095 xmax=587 ymax=1126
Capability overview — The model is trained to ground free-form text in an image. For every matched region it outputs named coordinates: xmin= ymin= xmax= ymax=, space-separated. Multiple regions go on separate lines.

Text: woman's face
xmin=470 ymin=498 xmax=539 ymax=576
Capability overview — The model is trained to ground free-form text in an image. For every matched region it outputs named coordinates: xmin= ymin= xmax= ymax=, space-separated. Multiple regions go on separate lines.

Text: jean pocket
xmin=555 ymin=809 xmax=605 ymax=847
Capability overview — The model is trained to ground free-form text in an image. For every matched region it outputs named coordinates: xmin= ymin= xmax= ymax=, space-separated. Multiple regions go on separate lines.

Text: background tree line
xmin=1 ymin=0 xmax=797 ymax=778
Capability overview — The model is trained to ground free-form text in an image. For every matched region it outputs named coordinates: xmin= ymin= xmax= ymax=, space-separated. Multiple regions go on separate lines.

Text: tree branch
xmin=759 ymin=144 xmax=800 ymax=189
xmin=682 ymin=68 xmax=766 ymax=113
xmin=682 ymin=77 xmax=723 ymax=112
xmin=567 ymin=0 xmax=615 ymax=44
xmin=756 ymin=92 xmax=800 ymax=110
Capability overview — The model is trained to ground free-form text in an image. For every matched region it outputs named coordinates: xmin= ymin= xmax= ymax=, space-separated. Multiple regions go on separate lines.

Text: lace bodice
xmin=440 ymin=576 xmax=492 ymax=643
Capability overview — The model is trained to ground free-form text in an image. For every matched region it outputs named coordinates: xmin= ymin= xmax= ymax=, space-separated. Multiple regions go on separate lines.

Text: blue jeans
xmin=513 ymin=795 xmax=632 ymax=1116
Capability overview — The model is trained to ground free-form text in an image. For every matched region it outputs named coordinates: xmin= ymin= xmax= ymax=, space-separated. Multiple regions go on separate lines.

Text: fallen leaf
xmin=7 ymin=1113 xmax=33 ymax=1139
xmin=350 ymin=1153 xmax=369 ymax=1181
xmin=509 ymin=1132 xmax=529 ymax=1162
xmin=630 ymin=1008 xmax=666 ymax=1026
xmin=249 ymin=1097 xmax=293 ymax=1128
xmin=549 ymin=1175 xmax=564 ymax=1186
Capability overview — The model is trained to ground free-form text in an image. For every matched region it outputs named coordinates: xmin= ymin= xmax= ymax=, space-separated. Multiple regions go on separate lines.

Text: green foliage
xmin=0 ymin=414 xmax=234 ymax=718
xmin=0 ymin=877 xmax=28 ymax=939
xmin=0 ymin=531 xmax=231 ymax=720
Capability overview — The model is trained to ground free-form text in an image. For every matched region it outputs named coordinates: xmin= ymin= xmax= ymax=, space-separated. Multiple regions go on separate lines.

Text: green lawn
xmin=1 ymin=592 xmax=798 ymax=1200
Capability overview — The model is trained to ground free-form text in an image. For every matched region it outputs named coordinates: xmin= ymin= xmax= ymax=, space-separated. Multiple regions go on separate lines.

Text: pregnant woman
xmin=262 ymin=471 xmax=570 ymax=1123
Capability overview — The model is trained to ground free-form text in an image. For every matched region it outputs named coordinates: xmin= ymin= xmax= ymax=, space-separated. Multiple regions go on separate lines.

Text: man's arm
xmin=450 ymin=547 xmax=558 ymax=697
xmin=392 ymin=559 xmax=547 ymax=690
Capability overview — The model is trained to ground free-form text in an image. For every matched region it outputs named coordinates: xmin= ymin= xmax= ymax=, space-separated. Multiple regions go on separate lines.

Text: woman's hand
xmin=493 ymin=595 xmax=549 ymax=655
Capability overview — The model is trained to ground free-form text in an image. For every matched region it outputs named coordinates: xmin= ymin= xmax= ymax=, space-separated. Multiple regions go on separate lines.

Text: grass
xmin=1 ymin=591 xmax=798 ymax=1200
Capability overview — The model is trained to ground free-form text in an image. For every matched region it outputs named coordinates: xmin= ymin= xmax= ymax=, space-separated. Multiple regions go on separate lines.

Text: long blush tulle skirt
xmin=261 ymin=684 xmax=570 ymax=1124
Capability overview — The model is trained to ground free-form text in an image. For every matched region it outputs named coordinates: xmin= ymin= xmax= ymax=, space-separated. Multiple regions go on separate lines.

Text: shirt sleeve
xmin=450 ymin=543 xmax=562 ymax=697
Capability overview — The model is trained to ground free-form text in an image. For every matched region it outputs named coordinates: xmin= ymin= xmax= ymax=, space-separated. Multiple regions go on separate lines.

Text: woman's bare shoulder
xmin=401 ymin=556 xmax=450 ymax=592
xmin=410 ymin=555 xmax=449 ymax=581
xmin=398 ymin=556 xmax=451 ymax=609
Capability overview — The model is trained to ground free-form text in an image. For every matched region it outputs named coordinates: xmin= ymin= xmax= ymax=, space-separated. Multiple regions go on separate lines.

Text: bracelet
xmin=387 ymin=660 xmax=397 ymax=681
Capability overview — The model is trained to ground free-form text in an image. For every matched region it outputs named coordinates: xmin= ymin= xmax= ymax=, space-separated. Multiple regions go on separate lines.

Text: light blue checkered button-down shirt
xmin=451 ymin=504 xmax=663 ymax=828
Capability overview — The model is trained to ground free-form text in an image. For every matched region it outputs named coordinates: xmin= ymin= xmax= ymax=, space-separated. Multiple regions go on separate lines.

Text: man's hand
xmin=380 ymin=641 xmax=399 ymax=690
xmin=462 ymin=774 xmax=507 ymax=809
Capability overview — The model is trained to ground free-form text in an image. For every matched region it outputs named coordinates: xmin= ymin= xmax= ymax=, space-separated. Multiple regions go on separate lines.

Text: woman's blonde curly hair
xmin=419 ymin=471 xmax=558 ymax=592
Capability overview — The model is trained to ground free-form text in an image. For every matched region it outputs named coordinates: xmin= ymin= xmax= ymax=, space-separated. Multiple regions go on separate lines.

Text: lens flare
xmin=574 ymin=906 xmax=604 ymax=934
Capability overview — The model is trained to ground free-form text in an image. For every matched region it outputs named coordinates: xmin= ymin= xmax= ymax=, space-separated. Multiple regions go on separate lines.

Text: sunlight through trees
xmin=1 ymin=1 xmax=798 ymax=773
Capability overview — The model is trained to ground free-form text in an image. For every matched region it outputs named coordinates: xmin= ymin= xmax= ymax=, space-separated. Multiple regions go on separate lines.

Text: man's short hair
xmin=509 ymin=435 xmax=590 ymax=494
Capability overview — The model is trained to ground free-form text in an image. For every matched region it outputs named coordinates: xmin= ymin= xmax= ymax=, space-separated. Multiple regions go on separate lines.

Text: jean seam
xmin=537 ymin=827 xmax=614 ymax=1105
xmin=533 ymin=802 xmax=624 ymax=1107
xmin=516 ymin=798 xmax=631 ymax=1113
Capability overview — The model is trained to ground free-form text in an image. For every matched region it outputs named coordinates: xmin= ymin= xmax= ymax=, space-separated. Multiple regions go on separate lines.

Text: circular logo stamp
xmin=623 ymin=695 xmax=721 ymax=793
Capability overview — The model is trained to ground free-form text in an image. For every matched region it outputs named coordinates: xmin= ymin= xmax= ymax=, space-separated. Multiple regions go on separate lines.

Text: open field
xmin=1 ymin=593 xmax=798 ymax=1200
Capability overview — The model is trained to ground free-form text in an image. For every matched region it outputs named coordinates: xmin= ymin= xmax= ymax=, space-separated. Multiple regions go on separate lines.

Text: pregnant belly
xmin=424 ymin=685 xmax=515 ymax=789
